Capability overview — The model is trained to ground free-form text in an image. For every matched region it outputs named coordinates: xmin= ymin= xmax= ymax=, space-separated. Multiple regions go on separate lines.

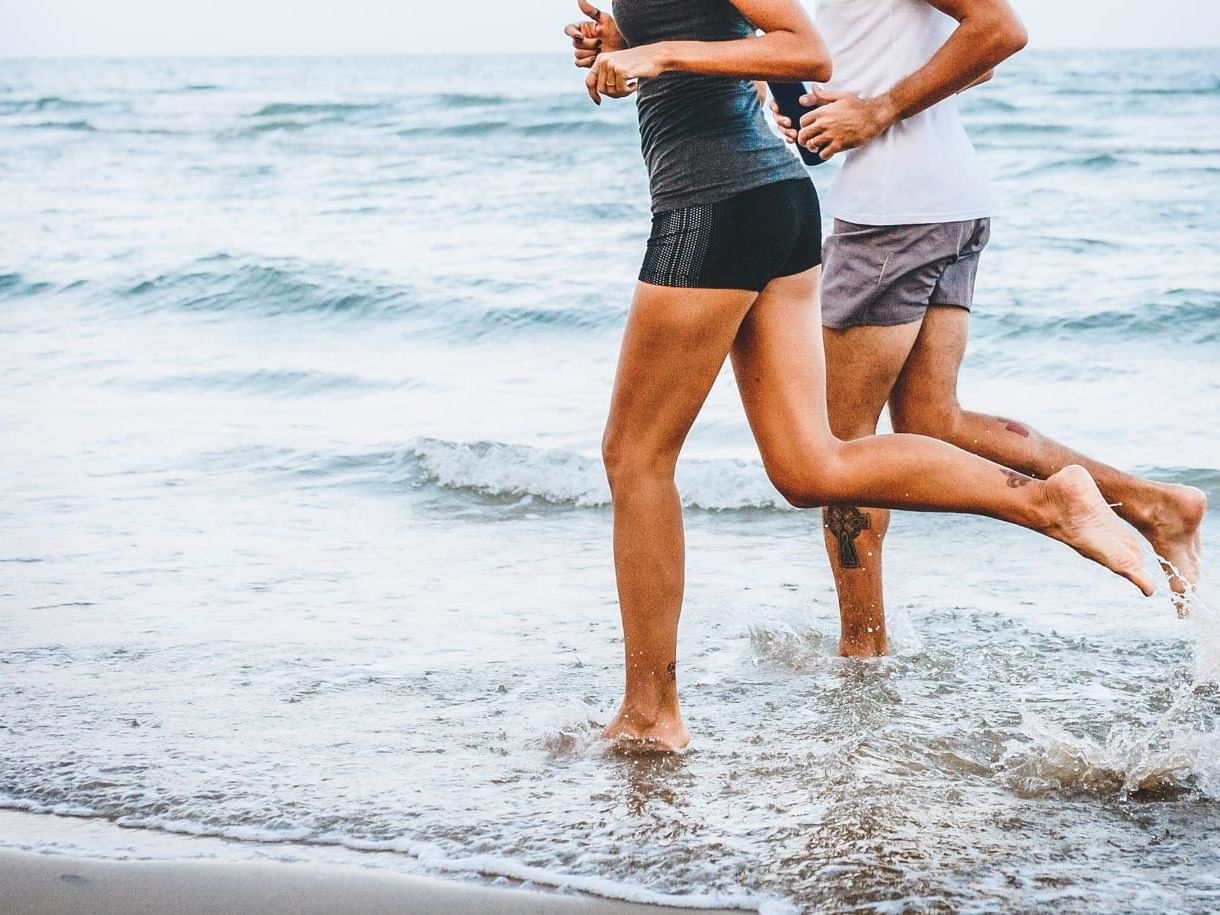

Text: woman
xmin=564 ymin=0 xmax=1152 ymax=752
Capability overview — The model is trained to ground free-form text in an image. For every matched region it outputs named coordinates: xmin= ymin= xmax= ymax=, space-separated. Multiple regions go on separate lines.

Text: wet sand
xmin=1 ymin=846 xmax=746 ymax=915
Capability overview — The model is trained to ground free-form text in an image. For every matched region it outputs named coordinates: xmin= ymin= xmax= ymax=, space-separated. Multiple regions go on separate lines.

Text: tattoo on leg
xmin=1002 ymin=468 xmax=1034 ymax=488
xmin=998 ymin=417 xmax=1031 ymax=438
xmin=666 ymin=661 xmax=676 ymax=681
xmin=825 ymin=506 xmax=871 ymax=569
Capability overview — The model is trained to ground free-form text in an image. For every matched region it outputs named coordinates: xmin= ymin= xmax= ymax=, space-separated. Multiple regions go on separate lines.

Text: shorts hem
xmin=821 ymin=312 xmax=927 ymax=330
xmin=773 ymin=256 xmax=823 ymax=281
xmin=637 ymin=276 xmax=764 ymax=293
xmin=821 ymin=301 xmax=972 ymax=330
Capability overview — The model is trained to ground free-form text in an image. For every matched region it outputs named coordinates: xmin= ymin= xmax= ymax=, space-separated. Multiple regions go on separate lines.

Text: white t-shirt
xmin=815 ymin=0 xmax=993 ymax=225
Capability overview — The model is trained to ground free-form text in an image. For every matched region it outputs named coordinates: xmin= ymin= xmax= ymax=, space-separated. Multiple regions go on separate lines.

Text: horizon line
xmin=1 ymin=45 xmax=1217 ymax=62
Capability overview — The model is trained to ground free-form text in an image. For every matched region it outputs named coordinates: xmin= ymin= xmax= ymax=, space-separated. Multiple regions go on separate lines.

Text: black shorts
xmin=639 ymin=178 xmax=822 ymax=292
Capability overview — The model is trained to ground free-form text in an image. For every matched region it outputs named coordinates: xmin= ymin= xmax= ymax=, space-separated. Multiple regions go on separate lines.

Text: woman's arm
xmin=586 ymin=0 xmax=830 ymax=104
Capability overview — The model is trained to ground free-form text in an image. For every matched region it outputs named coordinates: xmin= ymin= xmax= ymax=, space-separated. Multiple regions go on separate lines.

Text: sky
xmin=0 ymin=0 xmax=1217 ymax=58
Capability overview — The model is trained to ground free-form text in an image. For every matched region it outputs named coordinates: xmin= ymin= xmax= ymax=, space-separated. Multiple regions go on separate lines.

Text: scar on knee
xmin=998 ymin=417 xmax=1030 ymax=438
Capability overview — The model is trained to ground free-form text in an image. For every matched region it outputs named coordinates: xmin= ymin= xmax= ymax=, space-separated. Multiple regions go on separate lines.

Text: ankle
xmin=621 ymin=676 xmax=679 ymax=716
xmin=1026 ymin=476 xmax=1064 ymax=534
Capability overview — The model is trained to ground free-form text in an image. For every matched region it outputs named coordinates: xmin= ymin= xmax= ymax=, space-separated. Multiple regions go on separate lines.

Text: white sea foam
xmin=1186 ymin=580 xmax=1220 ymax=686
xmin=1003 ymin=687 xmax=1220 ymax=799
xmin=409 ymin=438 xmax=788 ymax=511
xmin=0 ymin=800 xmax=786 ymax=913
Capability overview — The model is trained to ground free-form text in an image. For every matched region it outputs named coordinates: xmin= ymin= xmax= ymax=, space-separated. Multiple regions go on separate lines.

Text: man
xmin=785 ymin=0 xmax=1204 ymax=654
xmin=567 ymin=0 xmax=1205 ymax=658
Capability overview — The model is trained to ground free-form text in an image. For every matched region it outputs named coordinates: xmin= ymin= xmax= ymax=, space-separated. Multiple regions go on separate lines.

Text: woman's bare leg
xmin=729 ymin=267 xmax=1155 ymax=596
xmin=887 ymin=305 xmax=1205 ymax=611
xmin=601 ymin=282 xmax=757 ymax=751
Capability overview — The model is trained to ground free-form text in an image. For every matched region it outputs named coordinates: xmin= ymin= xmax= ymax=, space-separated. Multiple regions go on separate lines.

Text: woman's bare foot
xmin=602 ymin=702 xmax=690 ymax=753
xmin=1129 ymin=483 xmax=1206 ymax=615
xmin=1041 ymin=465 xmax=1156 ymax=596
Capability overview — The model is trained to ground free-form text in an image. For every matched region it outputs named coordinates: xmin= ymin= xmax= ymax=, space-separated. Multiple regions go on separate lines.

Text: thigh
xmin=606 ymin=282 xmax=757 ymax=464
xmin=889 ymin=305 xmax=971 ymax=422
xmin=822 ymin=220 xmax=963 ymax=330
xmin=823 ymin=322 xmax=922 ymax=439
xmin=729 ymin=266 xmax=834 ymax=478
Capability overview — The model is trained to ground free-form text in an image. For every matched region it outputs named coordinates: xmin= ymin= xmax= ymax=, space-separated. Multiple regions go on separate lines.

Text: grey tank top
xmin=612 ymin=0 xmax=808 ymax=213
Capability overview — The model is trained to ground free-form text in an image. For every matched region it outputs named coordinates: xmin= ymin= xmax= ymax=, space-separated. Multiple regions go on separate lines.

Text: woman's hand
xmin=564 ymin=0 xmax=627 ymax=70
xmin=769 ymin=98 xmax=798 ymax=144
xmin=585 ymin=45 xmax=669 ymax=104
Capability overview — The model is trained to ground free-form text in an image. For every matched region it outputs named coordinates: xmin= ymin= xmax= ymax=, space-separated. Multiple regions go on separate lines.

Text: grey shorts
xmin=820 ymin=218 xmax=991 ymax=329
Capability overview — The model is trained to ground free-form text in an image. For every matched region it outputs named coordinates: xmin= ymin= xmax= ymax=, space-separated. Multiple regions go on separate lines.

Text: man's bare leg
xmin=821 ymin=322 xmax=923 ymax=656
xmin=889 ymin=306 xmax=1206 ymax=609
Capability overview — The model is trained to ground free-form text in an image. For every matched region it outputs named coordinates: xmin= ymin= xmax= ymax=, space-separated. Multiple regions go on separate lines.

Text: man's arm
xmin=797 ymin=0 xmax=1026 ymax=160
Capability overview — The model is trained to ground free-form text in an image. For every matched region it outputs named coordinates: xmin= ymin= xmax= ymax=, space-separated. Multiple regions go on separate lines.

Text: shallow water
xmin=2 ymin=50 xmax=1219 ymax=912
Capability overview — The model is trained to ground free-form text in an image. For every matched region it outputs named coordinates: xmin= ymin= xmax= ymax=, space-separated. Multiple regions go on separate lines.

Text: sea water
xmin=1 ymin=50 xmax=1218 ymax=912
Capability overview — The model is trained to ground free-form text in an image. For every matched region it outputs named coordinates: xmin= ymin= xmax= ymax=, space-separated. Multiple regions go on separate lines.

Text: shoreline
xmin=0 ymin=810 xmax=753 ymax=915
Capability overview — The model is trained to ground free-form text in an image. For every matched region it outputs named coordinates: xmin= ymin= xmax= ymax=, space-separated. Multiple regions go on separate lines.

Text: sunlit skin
xmin=762 ymin=0 xmax=1206 ymax=653
xmin=566 ymin=0 xmax=1156 ymax=752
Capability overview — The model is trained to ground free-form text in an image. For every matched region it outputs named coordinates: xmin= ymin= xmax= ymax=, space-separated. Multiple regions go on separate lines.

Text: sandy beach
xmin=0 ymin=810 xmax=749 ymax=915
xmin=1 ymin=848 xmax=749 ymax=915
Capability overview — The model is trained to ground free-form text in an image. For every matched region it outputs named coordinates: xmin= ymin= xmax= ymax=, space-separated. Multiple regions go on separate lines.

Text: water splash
xmin=1001 ymin=579 xmax=1220 ymax=799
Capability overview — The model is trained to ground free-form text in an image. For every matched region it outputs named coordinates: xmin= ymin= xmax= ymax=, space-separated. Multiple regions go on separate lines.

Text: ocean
xmin=1 ymin=49 xmax=1219 ymax=912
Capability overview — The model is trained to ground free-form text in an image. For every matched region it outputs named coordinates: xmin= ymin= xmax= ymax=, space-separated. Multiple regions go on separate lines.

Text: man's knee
xmin=891 ymin=395 xmax=962 ymax=440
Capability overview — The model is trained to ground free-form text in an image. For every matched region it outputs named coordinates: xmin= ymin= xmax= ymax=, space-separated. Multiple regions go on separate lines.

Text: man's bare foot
xmin=1042 ymin=465 xmax=1156 ymax=596
xmin=1129 ymin=483 xmax=1206 ymax=615
xmin=601 ymin=703 xmax=689 ymax=753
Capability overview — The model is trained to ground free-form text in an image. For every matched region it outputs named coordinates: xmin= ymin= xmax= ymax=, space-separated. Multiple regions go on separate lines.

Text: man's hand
xmin=796 ymin=89 xmax=898 ymax=161
xmin=564 ymin=0 xmax=626 ymax=70
xmin=585 ymin=45 xmax=667 ymax=104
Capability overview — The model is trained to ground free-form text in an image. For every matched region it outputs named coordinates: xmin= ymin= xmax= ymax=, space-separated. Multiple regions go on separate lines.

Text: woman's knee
xmin=601 ymin=426 xmax=677 ymax=492
xmin=765 ymin=439 xmax=848 ymax=508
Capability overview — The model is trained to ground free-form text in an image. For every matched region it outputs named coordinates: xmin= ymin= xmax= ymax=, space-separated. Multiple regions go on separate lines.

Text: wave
xmin=0 ymin=804 xmax=777 ymax=913
xmin=1056 ymin=83 xmax=1220 ymax=97
xmin=397 ymin=119 xmax=617 ymax=140
xmin=24 ymin=120 xmax=97 ymax=132
xmin=120 ymin=369 xmax=413 ymax=398
xmin=206 ymin=438 xmax=1220 ymax=516
xmin=978 ymin=290 xmax=1220 ymax=343
xmin=961 ymin=96 xmax=1022 ymax=113
xmin=251 ymin=101 xmax=389 ymax=118
xmin=4 ymin=256 xmax=621 ymax=336
xmin=970 ymin=122 xmax=1072 ymax=136
xmin=407 ymin=438 xmax=787 ymax=511
xmin=1007 ymin=153 xmax=1134 ymax=177
xmin=0 ymin=273 xmax=53 ymax=300
xmin=433 ymin=93 xmax=511 ymax=107
xmin=188 ymin=438 xmax=786 ymax=511
xmin=110 ymin=254 xmax=622 ymax=335
xmin=1001 ymin=583 xmax=1220 ymax=800
xmin=0 ymin=96 xmax=105 ymax=115
xmin=748 ymin=623 xmax=835 ymax=673
xmin=999 ymin=696 xmax=1220 ymax=800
